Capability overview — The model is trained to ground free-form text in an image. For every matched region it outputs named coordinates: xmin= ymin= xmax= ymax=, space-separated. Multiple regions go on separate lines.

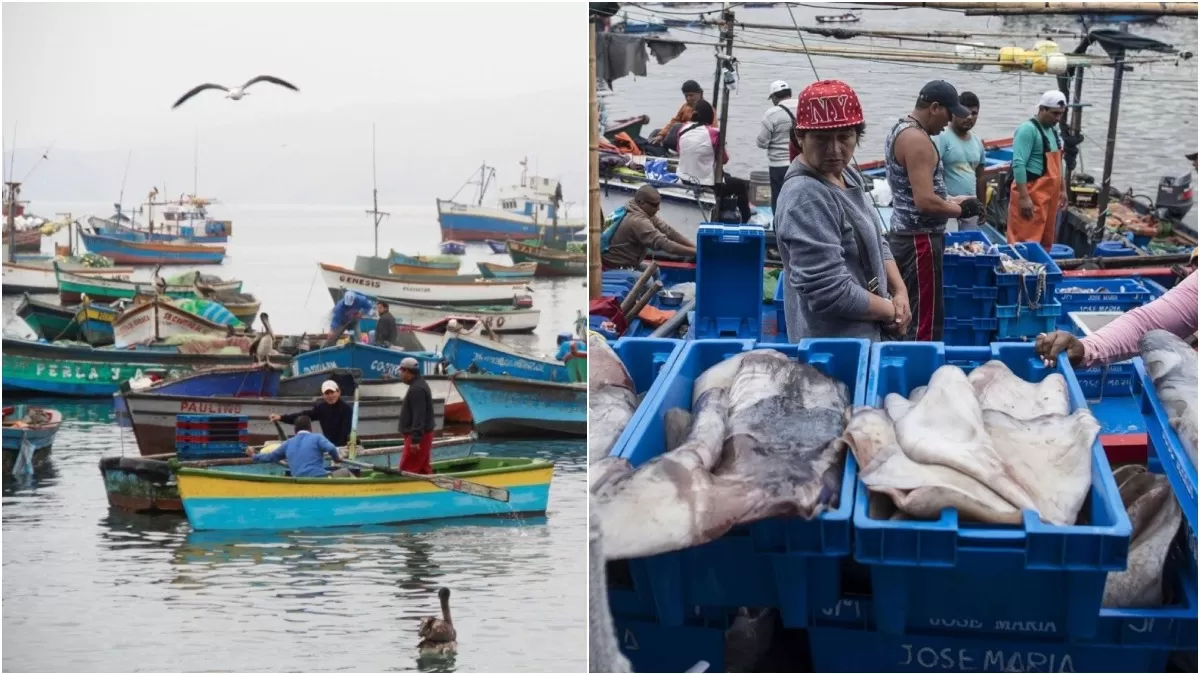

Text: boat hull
xmin=388 ymin=251 xmax=461 ymax=276
xmin=16 ymin=295 xmax=80 ymax=341
xmin=112 ymin=300 xmax=233 ymax=348
xmin=452 ymin=375 xmax=585 ymax=438
xmin=435 ymin=199 xmax=585 ymax=242
xmin=3 ymin=228 xmax=42 ymax=252
xmin=290 ymin=342 xmax=442 ymax=379
xmin=99 ymin=437 xmax=475 ymax=513
xmin=55 ymin=265 xmax=241 ymax=304
xmin=478 ymin=261 xmax=536 ymax=279
xmin=387 ymin=300 xmax=540 ymax=334
xmin=2 ymin=406 xmax=63 ymax=474
xmin=80 ymin=230 xmax=226 ymax=265
xmin=442 ymin=332 xmax=572 ymax=383
xmin=76 ymin=302 xmax=119 ymax=347
xmin=121 ymin=392 xmax=445 ymax=455
xmin=320 ymin=262 xmax=527 ymax=306
xmin=1 ymin=338 xmax=289 ymax=396
xmin=177 ymin=458 xmax=553 ymax=530
xmin=3 ymin=261 xmax=133 ymax=296
xmin=506 ymin=242 xmax=587 ymax=278
xmin=89 ymin=216 xmax=229 ymax=244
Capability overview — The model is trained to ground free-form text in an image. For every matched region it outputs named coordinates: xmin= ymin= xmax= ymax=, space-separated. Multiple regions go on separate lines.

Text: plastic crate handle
xmin=719 ymin=233 xmax=743 ymax=243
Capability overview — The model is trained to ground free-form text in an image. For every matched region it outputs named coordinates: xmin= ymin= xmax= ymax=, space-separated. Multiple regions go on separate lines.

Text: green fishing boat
xmin=15 ymin=293 xmax=81 ymax=341
xmin=54 ymin=263 xmax=242 ymax=304
xmin=506 ymin=240 xmax=586 ymax=278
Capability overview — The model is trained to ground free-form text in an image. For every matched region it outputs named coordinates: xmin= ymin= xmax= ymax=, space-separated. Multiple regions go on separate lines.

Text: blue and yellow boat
xmin=176 ymin=456 xmax=553 ymax=531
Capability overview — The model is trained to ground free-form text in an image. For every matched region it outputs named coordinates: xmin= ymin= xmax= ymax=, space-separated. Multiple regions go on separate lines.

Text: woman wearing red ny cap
xmin=776 ymin=80 xmax=910 ymax=343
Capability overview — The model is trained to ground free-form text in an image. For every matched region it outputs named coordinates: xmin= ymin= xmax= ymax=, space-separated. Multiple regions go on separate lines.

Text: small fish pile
xmin=588 ymin=333 xmax=640 ymax=467
xmin=592 ymin=350 xmax=849 ymax=560
xmin=1102 ymin=465 xmax=1182 ymax=608
xmin=945 ymin=241 xmax=990 ymax=256
xmin=997 ymin=255 xmax=1047 ymax=276
xmin=843 ymin=361 xmax=1098 ymax=525
xmin=1139 ymin=329 xmax=1197 ymax=466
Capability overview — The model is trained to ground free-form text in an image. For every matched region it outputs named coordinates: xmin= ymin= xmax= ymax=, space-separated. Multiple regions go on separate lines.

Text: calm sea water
xmin=2 ymin=204 xmax=587 ymax=672
xmin=603 ymin=6 xmax=1198 ymax=199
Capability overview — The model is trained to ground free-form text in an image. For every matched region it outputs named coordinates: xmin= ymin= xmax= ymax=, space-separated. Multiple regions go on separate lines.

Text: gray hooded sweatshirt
xmin=775 ymin=160 xmax=894 ymax=342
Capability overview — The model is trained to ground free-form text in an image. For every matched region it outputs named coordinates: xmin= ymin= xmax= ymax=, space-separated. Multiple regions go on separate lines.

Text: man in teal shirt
xmin=934 ymin=91 xmax=986 ymax=231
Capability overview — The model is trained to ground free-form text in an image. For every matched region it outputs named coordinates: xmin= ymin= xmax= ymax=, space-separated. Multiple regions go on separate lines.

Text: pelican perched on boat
xmin=417 ymin=587 xmax=457 ymax=657
xmin=249 ymin=313 xmax=275 ymax=364
xmin=171 ymin=75 xmax=300 ymax=109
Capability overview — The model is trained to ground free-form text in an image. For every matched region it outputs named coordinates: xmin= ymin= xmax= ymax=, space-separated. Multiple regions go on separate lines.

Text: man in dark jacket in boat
xmin=269 ymin=380 xmax=354 ymax=447
xmin=247 ymin=415 xmax=354 ymax=478
xmin=374 ymin=300 xmax=398 ymax=347
xmin=602 ymin=185 xmax=696 ymax=270
xmin=398 ymin=357 xmax=436 ymax=475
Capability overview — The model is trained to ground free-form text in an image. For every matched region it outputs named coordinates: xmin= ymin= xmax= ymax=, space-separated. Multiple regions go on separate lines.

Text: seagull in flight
xmin=171 ymin=75 xmax=299 ymax=109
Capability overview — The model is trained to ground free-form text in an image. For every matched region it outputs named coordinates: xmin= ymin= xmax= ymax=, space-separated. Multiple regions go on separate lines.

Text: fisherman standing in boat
xmin=884 ymin=80 xmax=984 ymax=342
xmin=399 ymin=357 xmax=436 ymax=475
xmin=933 ymin=91 xmax=987 ymax=232
xmin=374 ymin=300 xmax=398 ymax=347
xmin=756 ymin=80 xmax=796 ymax=211
xmin=247 ymin=415 xmax=354 ymax=478
xmin=268 ymin=380 xmax=354 ymax=447
xmin=648 ymin=80 xmax=704 ymax=148
xmin=1006 ymin=90 xmax=1068 ymax=250
xmin=324 ymin=290 xmax=374 ymax=347
xmin=601 ymin=185 xmax=696 ymax=270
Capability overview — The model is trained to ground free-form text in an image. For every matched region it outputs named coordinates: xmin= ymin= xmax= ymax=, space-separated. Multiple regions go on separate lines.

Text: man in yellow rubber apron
xmin=1007 ymin=90 xmax=1069 ymax=250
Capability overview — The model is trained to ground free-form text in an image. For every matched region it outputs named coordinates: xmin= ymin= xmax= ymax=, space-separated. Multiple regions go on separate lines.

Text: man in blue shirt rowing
xmin=247 ymin=415 xmax=354 ymax=478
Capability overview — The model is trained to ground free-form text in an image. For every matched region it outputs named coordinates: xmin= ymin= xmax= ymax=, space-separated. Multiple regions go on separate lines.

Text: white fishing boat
xmin=319 ymin=262 xmax=528 ymax=306
xmin=112 ymin=298 xmax=234 ymax=348
xmin=390 ymin=302 xmax=541 ymax=335
xmin=435 ymin=160 xmax=586 ymax=243
xmin=2 ymin=260 xmax=133 ymax=295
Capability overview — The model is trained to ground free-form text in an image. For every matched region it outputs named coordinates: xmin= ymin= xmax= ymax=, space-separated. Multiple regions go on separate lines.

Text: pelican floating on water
xmin=417 ymin=587 xmax=457 ymax=657
xmin=171 ymin=75 xmax=299 ymax=109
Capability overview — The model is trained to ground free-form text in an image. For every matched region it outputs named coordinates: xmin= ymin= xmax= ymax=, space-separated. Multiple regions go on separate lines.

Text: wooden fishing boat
xmin=16 ymin=293 xmax=81 ymax=341
xmin=2 ymin=259 xmax=133 ymax=295
xmin=815 ymin=11 xmax=860 ymax=23
xmin=289 ymin=341 xmax=442 ymax=378
xmin=506 ymin=240 xmax=586 ymax=277
xmin=88 ymin=210 xmax=231 ymax=244
xmin=440 ymin=240 xmax=467 ymax=255
xmin=451 ymin=374 xmax=586 ymax=438
xmin=478 ymin=261 xmax=537 ymax=279
xmin=386 ymin=299 xmax=541 ymax=334
xmin=388 ymin=250 xmax=461 ymax=276
xmin=2 ymin=227 xmax=42 ymax=252
xmin=442 ymin=332 xmax=576 ymax=383
xmin=112 ymin=298 xmax=238 ymax=348
xmin=119 ymin=390 xmax=445 ymax=455
xmin=176 ymin=455 xmax=553 ymax=531
xmin=485 ymin=239 xmax=510 ymax=254
xmin=54 ymin=263 xmax=242 ymax=304
xmin=74 ymin=299 xmax=120 ymax=347
xmin=79 ymin=228 xmax=226 ymax=265
xmin=2 ymin=405 xmax=63 ymax=476
xmin=1 ymin=337 xmax=291 ymax=396
xmin=98 ymin=434 xmax=476 ymax=513
xmin=319 ymin=262 xmax=528 ymax=306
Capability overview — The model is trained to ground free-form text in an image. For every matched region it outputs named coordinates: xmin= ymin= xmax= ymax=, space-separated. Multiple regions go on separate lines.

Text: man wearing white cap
xmin=268 ymin=379 xmax=355 ymax=447
xmin=756 ymin=80 xmax=796 ymax=210
xmin=398 ymin=357 xmax=436 ymax=475
xmin=1007 ymin=90 xmax=1068 ymax=250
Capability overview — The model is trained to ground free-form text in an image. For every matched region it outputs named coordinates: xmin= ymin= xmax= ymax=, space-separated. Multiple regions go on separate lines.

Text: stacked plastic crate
xmin=942 ymin=231 xmax=1000 ymax=346
xmin=1056 ymin=278 xmax=1154 ymax=333
xmin=175 ymin=414 xmax=250 ymax=461
xmin=993 ymin=242 xmax=1064 ymax=340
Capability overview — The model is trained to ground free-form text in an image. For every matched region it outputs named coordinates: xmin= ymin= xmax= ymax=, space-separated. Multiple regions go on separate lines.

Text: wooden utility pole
xmin=4 ymin=182 xmax=18 ymax=264
xmin=366 ymin=123 xmax=390 ymax=258
xmin=712 ymin=7 xmax=736 ymax=188
xmin=589 ymin=18 xmax=602 ymax=300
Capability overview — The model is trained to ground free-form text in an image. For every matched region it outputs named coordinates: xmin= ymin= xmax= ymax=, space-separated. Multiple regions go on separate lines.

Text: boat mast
xmin=4 ymin=182 xmax=18 ymax=264
xmin=365 ymin=123 xmax=390 ymax=257
xmin=588 ymin=14 xmax=602 ymax=299
xmin=193 ymin=127 xmax=199 ymax=198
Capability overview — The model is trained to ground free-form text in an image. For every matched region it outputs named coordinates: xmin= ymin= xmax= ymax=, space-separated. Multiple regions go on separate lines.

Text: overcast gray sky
xmin=3 ymin=2 xmax=584 ymax=206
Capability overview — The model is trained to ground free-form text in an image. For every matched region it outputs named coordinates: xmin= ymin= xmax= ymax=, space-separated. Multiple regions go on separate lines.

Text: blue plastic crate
xmin=1055 ymin=278 xmax=1153 ymax=313
xmin=995 ymin=243 xmax=1063 ymax=307
xmin=1142 ymin=278 xmax=1169 ymax=300
xmin=773 ymin=273 xmax=786 ymax=342
xmin=694 ymin=225 xmax=765 ymax=340
xmin=943 ymin=284 xmax=999 ymax=321
xmin=856 ymin=342 xmax=1132 ymax=639
xmin=994 ymin=300 xmax=1062 ymax=340
xmin=943 ymin=231 xmax=1001 ymax=288
xmin=609 ymin=614 xmax=729 ymax=673
xmin=610 ymin=338 xmax=868 ymax=628
xmin=1073 ymin=362 xmax=1144 ymax=436
xmin=942 ymin=316 xmax=997 ymax=347
xmin=1137 ymin=357 xmax=1198 ymax=565
xmin=176 ymin=442 xmax=248 ymax=460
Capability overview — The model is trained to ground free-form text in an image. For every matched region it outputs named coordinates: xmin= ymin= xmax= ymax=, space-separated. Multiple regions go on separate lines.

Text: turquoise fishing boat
xmin=3 ymin=405 xmax=63 ymax=475
xmin=99 ymin=434 xmax=477 ymax=513
xmin=15 ymin=293 xmax=80 ymax=341
xmin=290 ymin=341 xmax=443 ymax=379
xmin=478 ymin=261 xmax=537 ymax=280
xmin=388 ymin=250 xmax=461 ymax=276
xmin=441 ymin=332 xmax=576 ymax=383
xmin=176 ymin=455 xmax=553 ymax=531
xmin=451 ymin=373 xmax=585 ymax=438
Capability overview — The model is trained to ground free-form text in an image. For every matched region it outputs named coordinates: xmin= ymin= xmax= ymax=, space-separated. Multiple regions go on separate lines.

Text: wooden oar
xmin=347 ymin=387 xmax=361 ymax=460
xmin=338 ymin=458 xmax=510 ymax=503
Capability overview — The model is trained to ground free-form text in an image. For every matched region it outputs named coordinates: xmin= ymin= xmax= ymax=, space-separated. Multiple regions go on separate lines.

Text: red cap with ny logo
xmin=795 ymin=79 xmax=864 ymax=130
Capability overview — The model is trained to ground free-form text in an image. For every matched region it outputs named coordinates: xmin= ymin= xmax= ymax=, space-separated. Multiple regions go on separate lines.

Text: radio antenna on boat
xmin=365 ymin=122 xmax=390 ymax=257
xmin=116 ymin=149 xmax=133 ymax=226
